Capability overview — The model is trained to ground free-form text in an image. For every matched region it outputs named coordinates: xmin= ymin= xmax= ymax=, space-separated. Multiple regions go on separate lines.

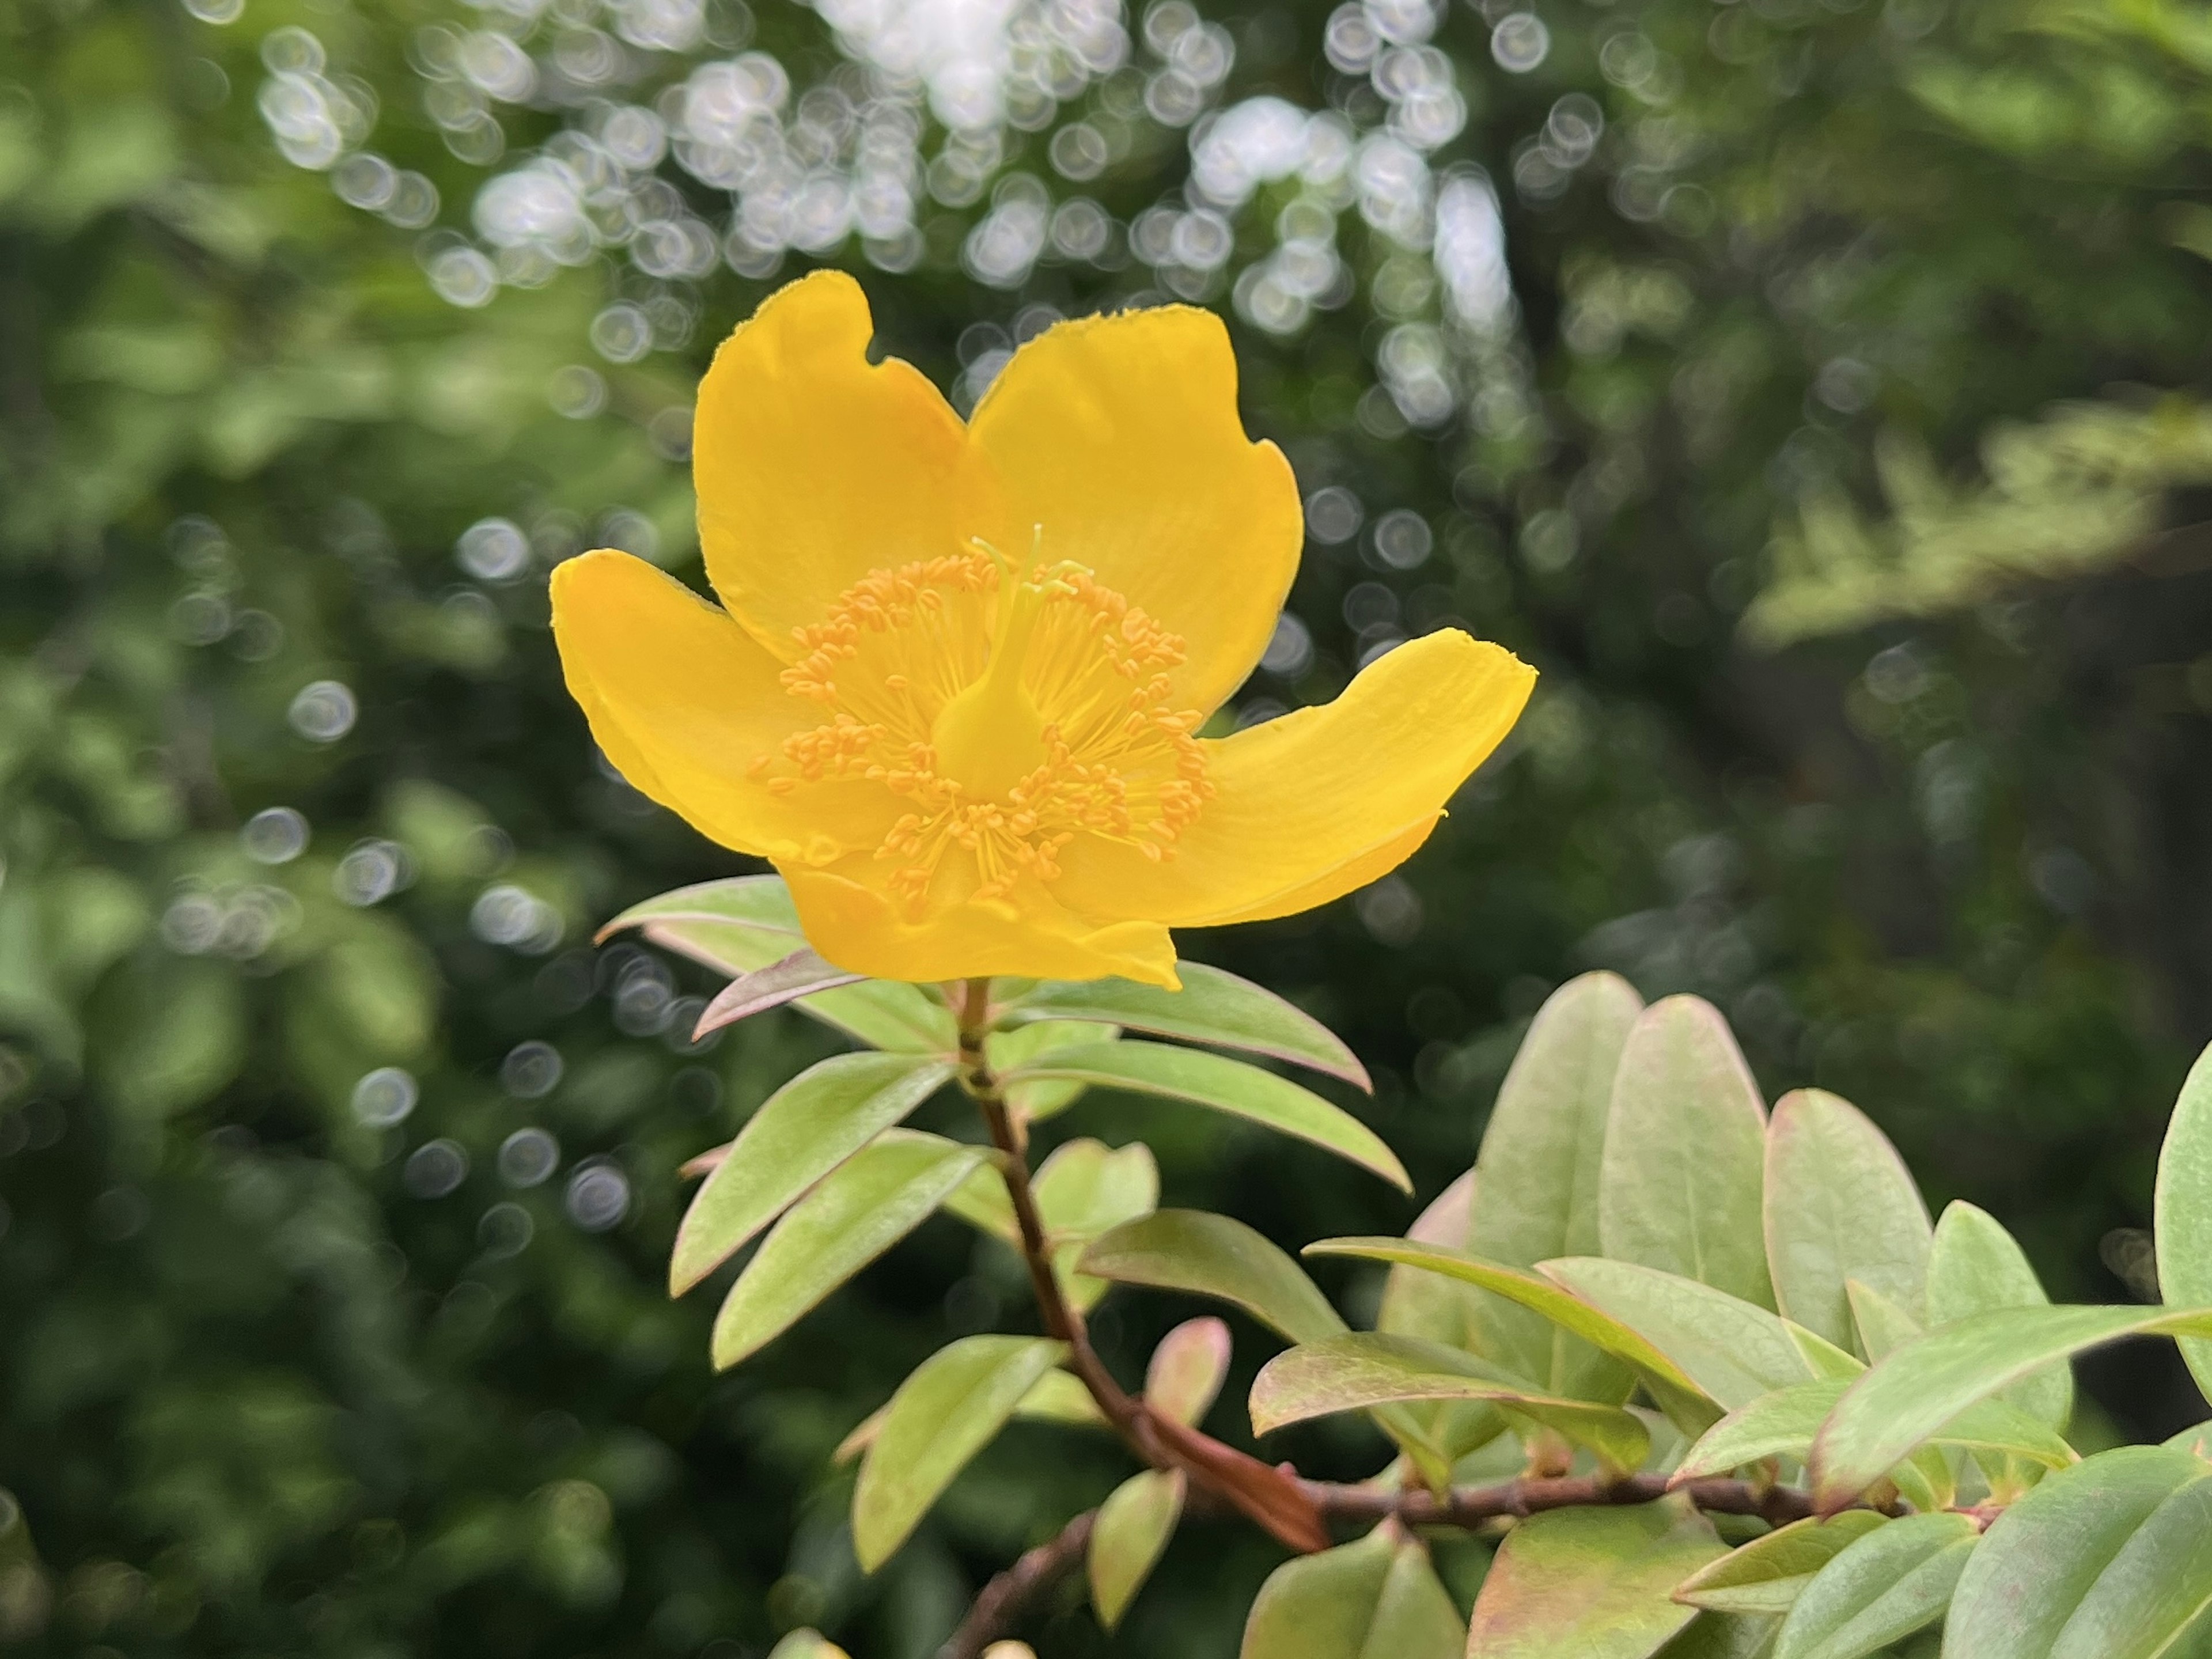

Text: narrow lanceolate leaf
xmin=1309 ymin=1237 xmax=1715 ymax=1429
xmin=1145 ymin=1317 xmax=1232 ymax=1426
xmin=1007 ymin=964 xmax=1370 ymax=1089
xmin=1599 ymin=995 xmax=1774 ymax=1310
xmin=851 ymin=1335 xmax=1066 ymax=1570
xmin=599 ymin=877 xmax=958 ymax=1054
xmin=711 ymin=1131 xmax=985 ymax=1368
xmin=1926 ymin=1199 xmax=2071 ymax=1427
xmin=691 ymin=946 xmax=862 ymax=1038
xmin=1088 ymin=1469 xmax=1183 ymax=1631
xmin=1655 ymin=1613 xmax=1782 ymax=1658
xmin=1539 ymin=1257 xmax=1842 ymax=1412
xmin=1240 ymin=1525 xmax=1463 ymax=1659
xmin=670 ymin=1053 xmax=956 ymax=1294
xmin=1764 ymin=1090 xmax=1931 ymax=1351
xmin=987 ymin=1018 xmax=1119 ymax=1122
xmin=1007 ymin=1041 xmax=1409 ymax=1191
xmin=1844 ymin=1278 xmax=1922 ymax=1363
xmin=1465 ymin=1500 xmax=1726 ymax=1659
xmin=1080 ymin=1211 xmax=1345 ymax=1345
xmin=1673 ymin=1514 xmax=1891 ymax=1616
xmin=2155 ymin=1039 xmax=2212 ymax=1403
xmin=1771 ymin=1512 xmax=1977 ymax=1659
xmin=1809 ymin=1304 xmax=2212 ymax=1510
xmin=1673 ymin=1378 xmax=2074 ymax=1484
xmin=1469 ymin=971 xmax=1643 ymax=1398
xmin=1946 ymin=1445 xmax=2210 ymax=1659
xmin=1251 ymin=1332 xmax=1650 ymax=1472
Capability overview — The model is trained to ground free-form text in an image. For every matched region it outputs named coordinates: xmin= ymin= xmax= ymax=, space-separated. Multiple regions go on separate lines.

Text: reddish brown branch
xmin=1304 ymin=1471 xmax=1863 ymax=1531
xmin=936 ymin=1507 xmax=1096 ymax=1659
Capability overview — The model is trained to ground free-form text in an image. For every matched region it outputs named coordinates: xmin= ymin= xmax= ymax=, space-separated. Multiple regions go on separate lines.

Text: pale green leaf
xmin=1241 ymin=1524 xmax=1463 ymax=1659
xmin=2154 ymin=1040 xmax=2212 ymax=1404
xmin=1007 ymin=1041 xmax=1409 ymax=1190
xmin=1251 ymin=1332 xmax=1650 ymax=1471
xmin=987 ymin=1018 xmax=1119 ymax=1122
xmin=1035 ymin=1138 xmax=1160 ymax=1240
xmin=1081 ymin=1210 xmax=1346 ymax=1345
xmin=1810 ymin=1305 xmax=2212 ymax=1510
xmin=1599 ymin=996 xmax=1774 ymax=1310
xmin=1468 ymin=972 xmax=1644 ymax=1398
xmin=1772 ymin=1512 xmax=1976 ymax=1659
xmin=1656 ymin=1612 xmax=1780 ymax=1657
xmin=2163 ymin=1420 xmax=2212 ymax=1460
xmin=600 ymin=877 xmax=956 ymax=1054
xmin=671 ymin=1052 xmax=956 ymax=1294
xmin=1945 ymin=1445 xmax=2207 ymax=1658
xmin=1845 ymin=1279 xmax=1923 ymax=1364
xmin=1673 ymin=1514 xmax=1891 ymax=1616
xmin=692 ymin=947 xmax=859 ymax=1038
xmin=1540 ymin=1257 xmax=1827 ymax=1412
xmin=1014 ymin=1369 xmax=1107 ymax=1427
xmin=710 ymin=1130 xmax=985 ymax=1368
xmin=1145 ymin=1316 xmax=1231 ymax=1426
xmin=1377 ymin=1172 xmax=1510 ymax=1467
xmin=2040 ymin=1472 xmax=2212 ymax=1659
xmin=852 ymin=1335 xmax=1066 ymax=1570
xmin=1674 ymin=1378 xmax=2074 ymax=1483
xmin=1308 ymin=1238 xmax=1716 ymax=1430
xmin=1465 ymin=1499 xmax=1726 ymax=1658
xmin=1764 ymin=1090 xmax=1931 ymax=1351
xmin=1007 ymin=963 xmax=1369 ymax=1089
xmin=1926 ymin=1200 xmax=2070 ymax=1428
xmin=1089 ymin=1469 xmax=1183 ymax=1630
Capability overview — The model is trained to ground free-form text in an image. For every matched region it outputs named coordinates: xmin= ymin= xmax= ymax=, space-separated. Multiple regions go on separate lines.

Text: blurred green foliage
xmin=2 ymin=0 xmax=2210 ymax=1649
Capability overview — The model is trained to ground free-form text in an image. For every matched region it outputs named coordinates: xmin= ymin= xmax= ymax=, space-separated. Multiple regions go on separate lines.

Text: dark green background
xmin=3 ymin=0 xmax=2210 ymax=1649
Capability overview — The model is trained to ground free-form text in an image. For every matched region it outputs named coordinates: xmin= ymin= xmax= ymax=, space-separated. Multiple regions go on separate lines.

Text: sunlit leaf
xmin=671 ymin=1052 xmax=956 ymax=1294
xmin=1599 ymin=995 xmax=1774 ymax=1311
xmin=2155 ymin=1040 xmax=2212 ymax=1403
xmin=1089 ymin=1469 xmax=1183 ymax=1630
xmin=1081 ymin=1210 xmax=1344 ymax=1345
xmin=710 ymin=1130 xmax=986 ymax=1368
xmin=1465 ymin=1500 xmax=1725 ymax=1658
xmin=1005 ymin=964 xmax=1369 ymax=1089
xmin=1007 ymin=1041 xmax=1409 ymax=1190
xmin=852 ymin=1335 xmax=1066 ymax=1570
xmin=1770 ymin=1512 xmax=1976 ymax=1659
xmin=1809 ymin=1305 xmax=2212 ymax=1510
xmin=1763 ymin=1090 xmax=1931 ymax=1352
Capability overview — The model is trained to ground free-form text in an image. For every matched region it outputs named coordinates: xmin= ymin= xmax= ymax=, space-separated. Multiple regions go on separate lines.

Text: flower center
xmin=761 ymin=548 xmax=1212 ymax=908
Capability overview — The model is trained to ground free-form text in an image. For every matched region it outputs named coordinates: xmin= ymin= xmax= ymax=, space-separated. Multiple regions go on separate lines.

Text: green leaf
xmin=1089 ymin=1469 xmax=1183 ymax=1630
xmin=1465 ymin=1500 xmax=1726 ymax=1658
xmin=1600 ymin=996 xmax=1774 ymax=1311
xmin=2164 ymin=1421 xmax=2212 ymax=1460
xmin=692 ymin=947 xmax=860 ymax=1038
xmin=1006 ymin=963 xmax=1370 ymax=1089
xmin=766 ymin=1632 xmax=850 ymax=1659
xmin=1377 ymin=1173 xmax=1512 ymax=1468
xmin=671 ymin=1052 xmax=956 ymax=1294
xmin=1035 ymin=1138 xmax=1160 ymax=1240
xmin=600 ymin=877 xmax=956 ymax=1054
xmin=1673 ymin=1377 xmax=2074 ymax=1483
xmin=1007 ymin=1041 xmax=1409 ymax=1190
xmin=941 ymin=1157 xmax=1019 ymax=1243
xmin=987 ymin=1018 xmax=1119 ymax=1122
xmin=1809 ymin=1305 xmax=2212 ymax=1510
xmin=1241 ymin=1524 xmax=1464 ymax=1659
xmin=1250 ymin=1332 xmax=1651 ymax=1472
xmin=1539 ymin=1257 xmax=1839 ymax=1412
xmin=1145 ymin=1316 xmax=1231 ymax=1426
xmin=1014 ymin=1369 xmax=1107 ymax=1427
xmin=1656 ymin=1612 xmax=1781 ymax=1658
xmin=1926 ymin=1200 xmax=2070 ymax=1427
xmin=1673 ymin=1514 xmax=1891 ymax=1615
xmin=2155 ymin=1040 xmax=2212 ymax=1404
xmin=851 ymin=1335 xmax=1066 ymax=1570
xmin=1469 ymin=971 xmax=1643 ymax=1399
xmin=1946 ymin=1445 xmax=2209 ymax=1658
xmin=1844 ymin=1279 xmax=1923 ymax=1363
xmin=1764 ymin=1090 xmax=1931 ymax=1351
xmin=1308 ymin=1238 xmax=1717 ymax=1429
xmin=1080 ymin=1211 xmax=1346 ymax=1345
xmin=1771 ymin=1512 xmax=1977 ymax=1659
xmin=710 ymin=1130 xmax=986 ymax=1368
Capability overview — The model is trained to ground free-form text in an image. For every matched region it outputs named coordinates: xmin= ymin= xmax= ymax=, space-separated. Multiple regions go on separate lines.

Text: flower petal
xmin=550 ymin=550 xmax=891 ymax=862
xmin=693 ymin=270 xmax=975 ymax=658
xmin=1051 ymin=631 xmax=1537 ymax=927
xmin=785 ymin=861 xmax=1180 ymax=988
xmin=968 ymin=305 xmax=1301 ymax=718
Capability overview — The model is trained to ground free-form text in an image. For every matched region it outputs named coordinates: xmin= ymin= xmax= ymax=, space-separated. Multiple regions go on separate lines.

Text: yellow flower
xmin=551 ymin=271 xmax=1535 ymax=988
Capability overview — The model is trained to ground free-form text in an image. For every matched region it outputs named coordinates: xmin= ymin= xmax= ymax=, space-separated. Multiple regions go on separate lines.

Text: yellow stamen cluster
xmin=757 ymin=550 xmax=1214 ymax=910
